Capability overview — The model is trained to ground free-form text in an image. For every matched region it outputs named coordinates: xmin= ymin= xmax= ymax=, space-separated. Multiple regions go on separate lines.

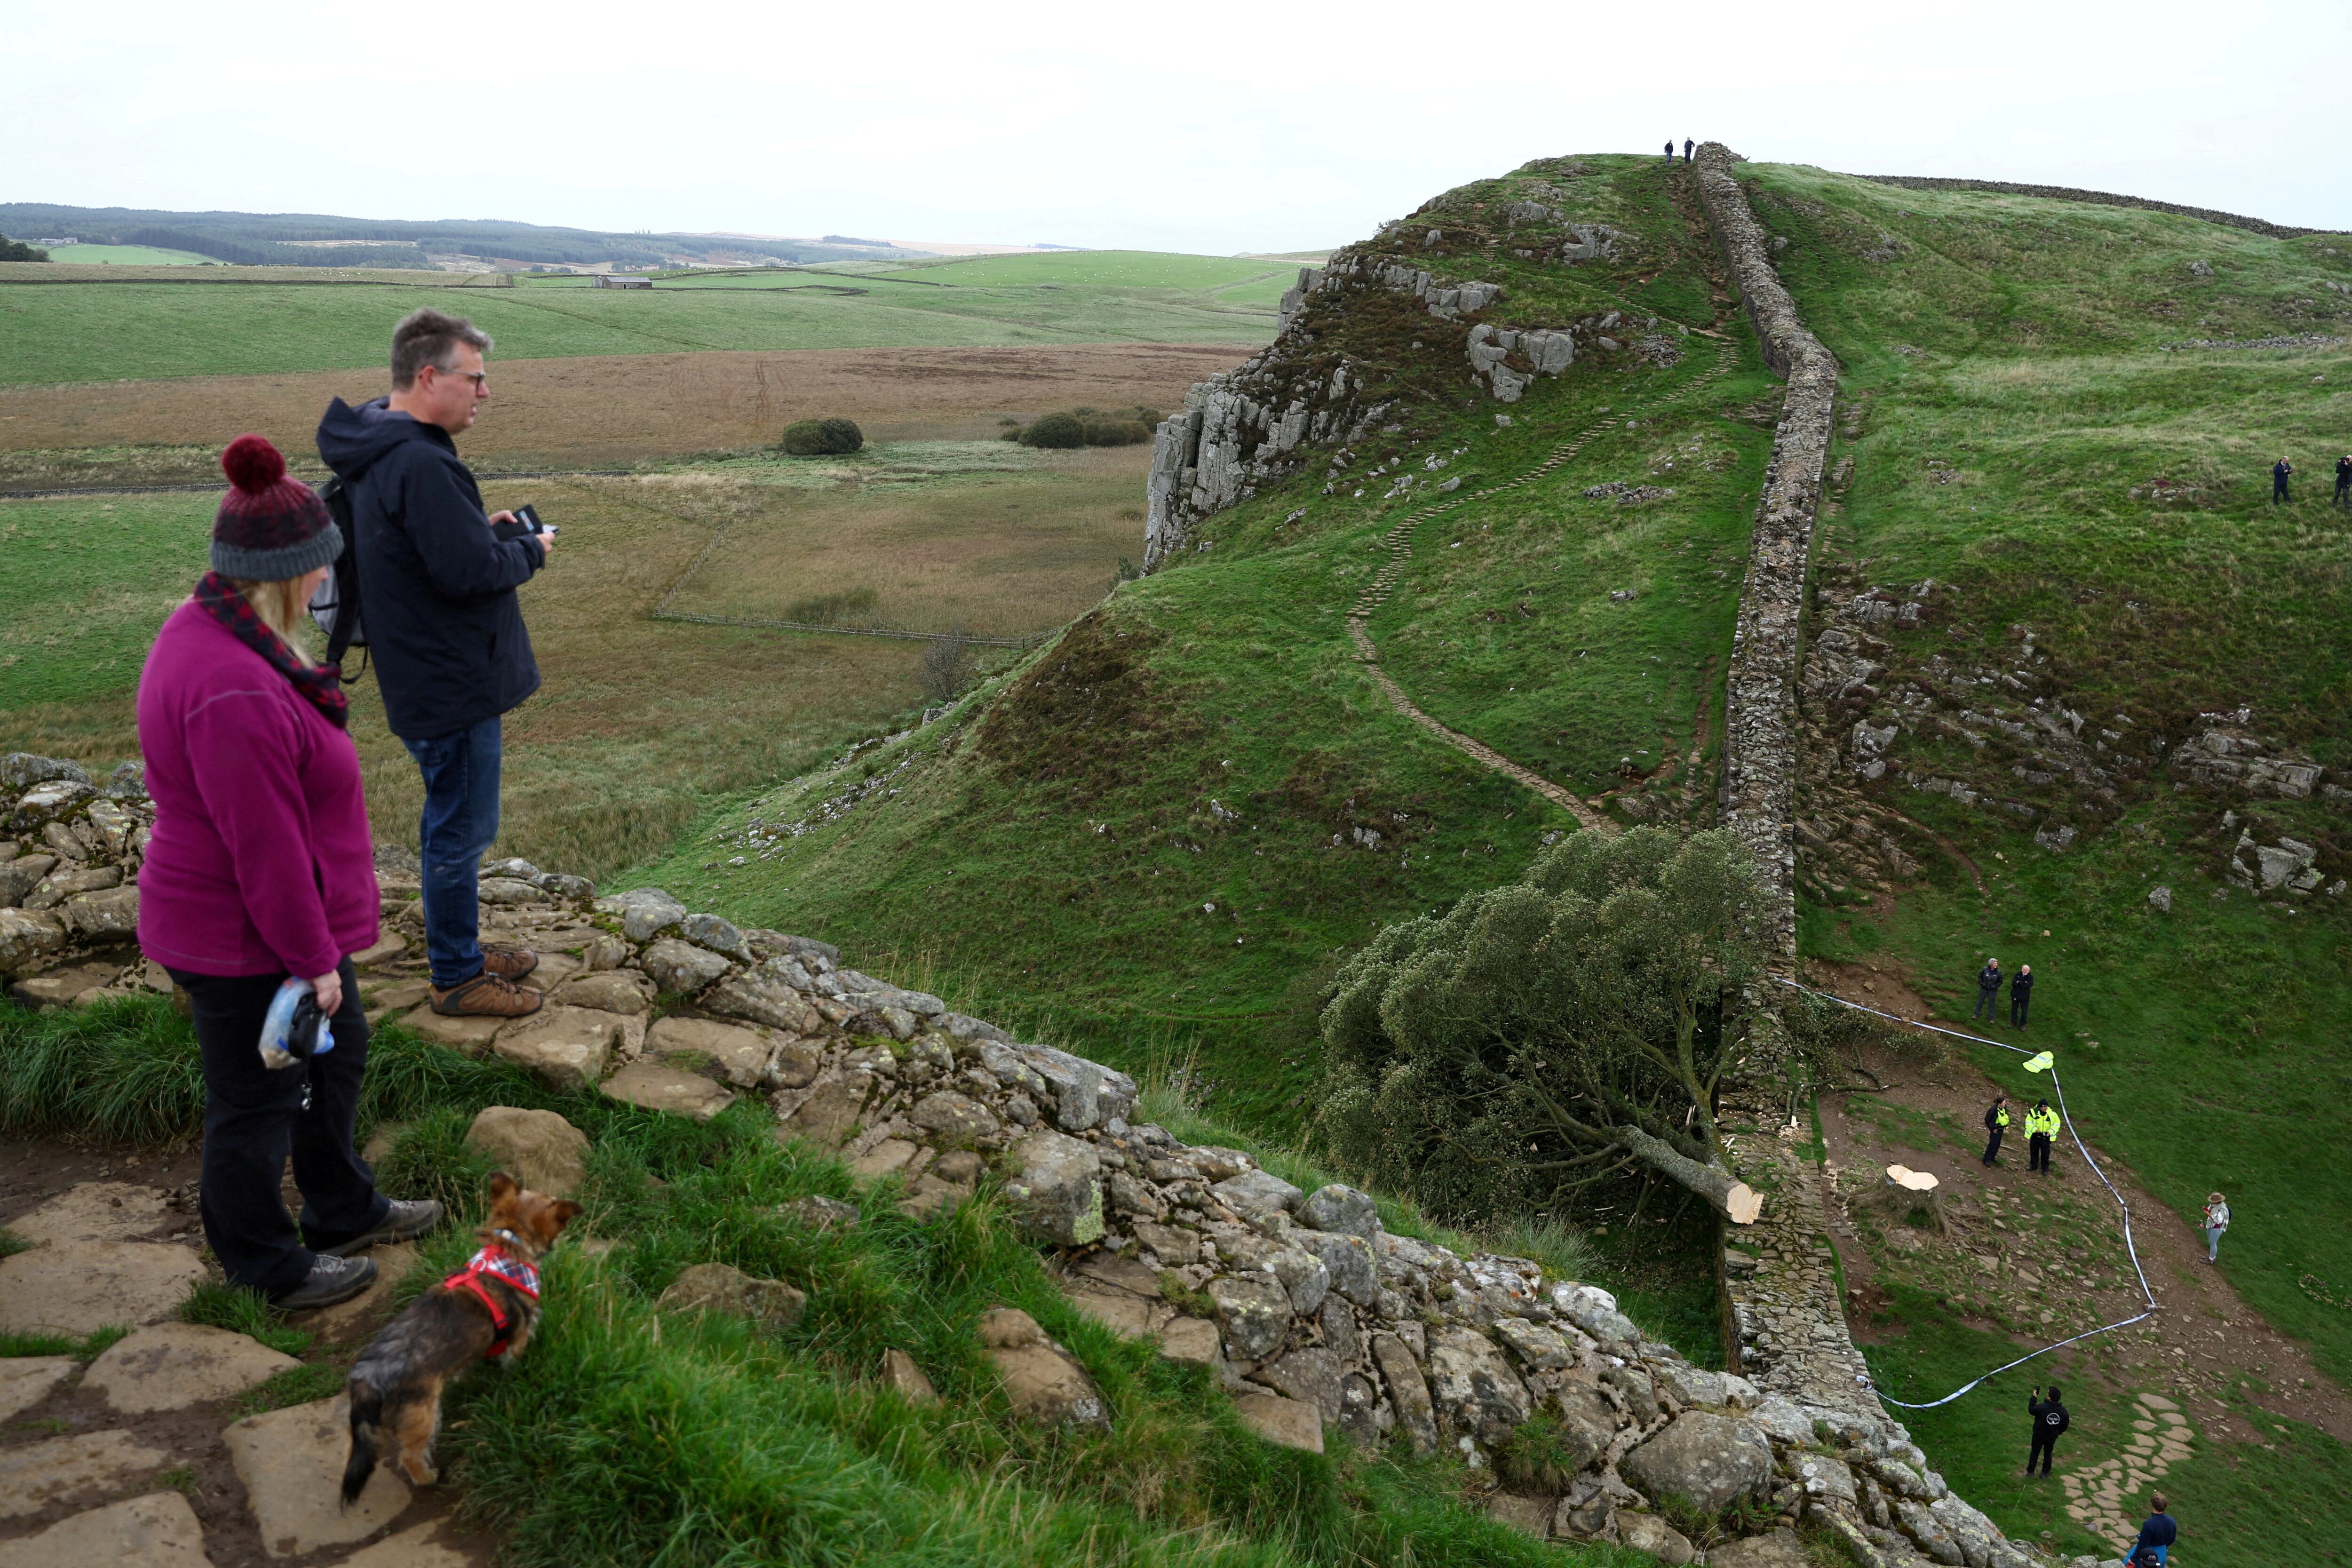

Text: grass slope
xmin=0 ymin=253 xmax=1280 ymax=386
xmin=1744 ymin=162 xmax=2352 ymax=1390
xmin=0 ymin=995 xmax=1656 ymax=1568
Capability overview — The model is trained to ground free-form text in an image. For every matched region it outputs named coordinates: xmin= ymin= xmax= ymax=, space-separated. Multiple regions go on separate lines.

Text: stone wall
xmin=1853 ymin=175 xmax=2342 ymax=241
xmin=1692 ymin=143 xmax=1840 ymax=963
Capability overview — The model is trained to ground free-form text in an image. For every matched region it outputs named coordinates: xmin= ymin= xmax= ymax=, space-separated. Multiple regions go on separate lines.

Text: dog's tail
xmin=342 ymin=1374 xmax=384 ymax=1506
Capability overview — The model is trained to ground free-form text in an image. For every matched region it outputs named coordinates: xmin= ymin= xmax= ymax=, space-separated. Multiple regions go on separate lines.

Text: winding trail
xmin=1344 ymin=334 xmax=1738 ymax=836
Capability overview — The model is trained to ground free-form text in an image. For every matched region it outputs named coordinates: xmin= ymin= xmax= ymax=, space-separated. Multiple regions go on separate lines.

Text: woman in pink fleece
xmin=138 ymin=435 xmax=444 ymax=1309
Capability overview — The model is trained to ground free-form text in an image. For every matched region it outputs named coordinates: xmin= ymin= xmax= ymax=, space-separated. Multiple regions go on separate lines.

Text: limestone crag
xmin=1146 ymin=245 xmax=1628 ymax=567
xmin=1692 ymin=143 xmax=1839 ymax=963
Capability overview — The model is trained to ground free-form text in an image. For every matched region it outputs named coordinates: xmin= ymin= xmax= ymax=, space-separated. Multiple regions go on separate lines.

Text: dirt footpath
xmin=0 ymin=342 xmax=1258 ymax=473
xmin=1805 ymin=958 xmax=2352 ymax=1450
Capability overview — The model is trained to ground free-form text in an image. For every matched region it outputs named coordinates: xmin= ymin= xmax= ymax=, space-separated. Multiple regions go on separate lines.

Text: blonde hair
xmin=225 ymin=576 xmax=319 ymax=664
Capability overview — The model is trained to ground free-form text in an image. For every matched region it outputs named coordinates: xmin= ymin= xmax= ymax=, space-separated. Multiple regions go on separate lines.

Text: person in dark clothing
xmin=1683 ymin=138 xmax=1694 ymax=163
xmin=1973 ymin=957 xmax=2002 ymax=1022
xmin=1982 ymin=1095 xmax=2010 ymax=1166
xmin=2273 ymin=456 xmax=2293 ymax=504
xmin=2027 ymin=1098 xmax=2057 ymax=1173
xmin=2126 ymin=1494 xmax=2177 ymax=1565
xmin=317 ymin=309 xmax=555 ymax=1020
xmin=2010 ymin=962 xmax=2034 ymax=1026
xmin=1663 ymin=140 xmax=1674 ymax=161
xmin=2335 ymin=454 xmax=2351 ymax=509
xmin=2026 ymin=1383 xmax=2069 ymax=1476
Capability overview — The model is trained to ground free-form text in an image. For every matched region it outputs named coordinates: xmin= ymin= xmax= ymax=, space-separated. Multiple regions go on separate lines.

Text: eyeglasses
xmin=430 ymin=367 xmax=489 ymax=388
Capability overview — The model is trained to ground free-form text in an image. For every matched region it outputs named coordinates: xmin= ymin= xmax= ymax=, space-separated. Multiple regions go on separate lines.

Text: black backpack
xmin=306 ymin=476 xmax=368 ymax=679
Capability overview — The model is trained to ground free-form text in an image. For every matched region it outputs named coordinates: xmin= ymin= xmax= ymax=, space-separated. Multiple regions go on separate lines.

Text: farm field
xmin=16 ymin=244 xmax=217 ymax=265
xmin=0 ymin=249 xmax=1280 ymax=386
xmin=0 ymin=342 xmax=1250 ymax=481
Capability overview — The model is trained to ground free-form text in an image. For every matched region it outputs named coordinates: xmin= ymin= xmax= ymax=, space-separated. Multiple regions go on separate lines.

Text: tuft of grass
xmin=0 ymin=1227 xmax=30 ymax=1259
xmin=240 ymin=1361 xmax=348 ymax=1417
xmin=181 ymin=1281 xmax=313 ymax=1360
xmin=0 ymin=1324 xmax=131 ymax=1361
xmin=0 ymin=993 xmax=204 ymax=1143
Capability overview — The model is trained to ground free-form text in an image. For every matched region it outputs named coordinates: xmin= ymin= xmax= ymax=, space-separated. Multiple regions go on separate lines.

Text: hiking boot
xmin=483 ymin=947 xmax=539 ymax=982
xmin=431 ymin=971 xmax=544 ymax=1018
xmin=320 ymin=1199 xmax=447 ymax=1258
xmin=279 ymin=1253 xmax=378 ymax=1310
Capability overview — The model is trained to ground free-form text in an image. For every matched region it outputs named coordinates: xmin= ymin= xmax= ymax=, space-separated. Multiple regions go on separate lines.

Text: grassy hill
xmin=597 ymin=155 xmax=2352 ymax=1562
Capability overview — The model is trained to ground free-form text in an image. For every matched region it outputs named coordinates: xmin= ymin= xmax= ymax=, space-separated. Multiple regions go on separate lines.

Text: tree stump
xmin=1864 ymin=1164 xmax=1950 ymax=1234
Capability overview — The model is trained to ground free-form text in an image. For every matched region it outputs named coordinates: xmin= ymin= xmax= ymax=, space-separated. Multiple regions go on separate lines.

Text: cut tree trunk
xmin=1860 ymin=1164 xmax=1949 ymax=1234
xmin=1615 ymin=1125 xmax=1762 ymax=1225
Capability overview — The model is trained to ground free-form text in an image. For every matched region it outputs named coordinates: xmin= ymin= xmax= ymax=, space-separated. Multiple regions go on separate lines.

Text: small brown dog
xmin=342 ymin=1171 xmax=580 ymax=1504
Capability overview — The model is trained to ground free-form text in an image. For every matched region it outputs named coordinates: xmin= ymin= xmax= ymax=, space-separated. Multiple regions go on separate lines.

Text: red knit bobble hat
xmin=212 ymin=434 xmax=340 ymax=580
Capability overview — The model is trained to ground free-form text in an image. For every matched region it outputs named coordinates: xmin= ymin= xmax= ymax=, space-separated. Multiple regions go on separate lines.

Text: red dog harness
xmin=441 ymin=1240 xmax=540 ymax=1359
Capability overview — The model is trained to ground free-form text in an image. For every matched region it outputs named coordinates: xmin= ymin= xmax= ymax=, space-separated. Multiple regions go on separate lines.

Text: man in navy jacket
xmin=318 ymin=308 xmax=552 ymax=1018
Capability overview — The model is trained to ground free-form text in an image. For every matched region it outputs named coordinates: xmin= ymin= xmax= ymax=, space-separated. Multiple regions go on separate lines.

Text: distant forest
xmin=0 ymin=205 xmax=932 ymax=270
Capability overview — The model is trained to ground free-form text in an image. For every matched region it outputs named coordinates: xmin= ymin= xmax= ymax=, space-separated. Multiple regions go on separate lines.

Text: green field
xmin=0 ymin=250 xmax=1283 ymax=385
xmin=24 ymin=244 xmax=218 ymax=265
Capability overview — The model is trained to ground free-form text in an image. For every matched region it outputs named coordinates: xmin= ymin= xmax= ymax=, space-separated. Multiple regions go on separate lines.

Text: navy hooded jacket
xmin=316 ymin=397 xmax=540 ymax=739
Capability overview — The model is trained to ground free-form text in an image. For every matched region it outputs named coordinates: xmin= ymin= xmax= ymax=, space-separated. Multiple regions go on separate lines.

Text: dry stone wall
xmin=3 ymin=742 xmax=2044 ymax=1566
xmin=1692 ymin=143 xmax=1839 ymax=963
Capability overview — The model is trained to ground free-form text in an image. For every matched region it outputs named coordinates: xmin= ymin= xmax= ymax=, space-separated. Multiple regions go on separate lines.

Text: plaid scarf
xmin=193 ymin=571 xmax=348 ymax=730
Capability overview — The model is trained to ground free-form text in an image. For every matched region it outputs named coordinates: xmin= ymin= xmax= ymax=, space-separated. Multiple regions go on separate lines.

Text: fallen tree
xmin=1318 ymin=827 xmax=1768 ymax=1226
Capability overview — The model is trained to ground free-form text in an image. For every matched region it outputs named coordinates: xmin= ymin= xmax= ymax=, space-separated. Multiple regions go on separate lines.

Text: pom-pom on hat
xmin=212 ymin=434 xmax=341 ymax=581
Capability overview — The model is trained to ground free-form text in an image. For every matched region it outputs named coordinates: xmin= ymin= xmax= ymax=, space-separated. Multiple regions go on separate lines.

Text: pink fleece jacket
xmin=135 ymin=599 xmax=380 ymax=979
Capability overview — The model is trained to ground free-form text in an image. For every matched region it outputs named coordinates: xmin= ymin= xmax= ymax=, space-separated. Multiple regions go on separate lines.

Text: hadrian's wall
xmin=1692 ymin=141 xmax=1840 ymax=964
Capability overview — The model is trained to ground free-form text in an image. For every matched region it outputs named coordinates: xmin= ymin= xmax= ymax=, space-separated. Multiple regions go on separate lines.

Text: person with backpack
xmin=2125 ymin=1493 xmax=2177 ymax=1565
xmin=317 ymin=309 xmax=554 ymax=1019
xmin=135 ymin=435 xmax=445 ymax=1309
xmin=2026 ymin=1383 xmax=2069 ymax=1476
xmin=1982 ymin=1094 xmax=2011 ymax=1167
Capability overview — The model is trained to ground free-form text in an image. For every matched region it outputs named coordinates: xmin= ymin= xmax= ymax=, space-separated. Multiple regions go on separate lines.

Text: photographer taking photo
xmin=318 ymin=309 xmax=554 ymax=1019
xmin=136 ymin=436 xmax=445 ymax=1308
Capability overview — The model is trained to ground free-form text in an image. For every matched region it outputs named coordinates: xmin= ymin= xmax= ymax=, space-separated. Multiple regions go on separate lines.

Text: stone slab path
xmin=0 ymin=1167 xmax=492 ymax=1566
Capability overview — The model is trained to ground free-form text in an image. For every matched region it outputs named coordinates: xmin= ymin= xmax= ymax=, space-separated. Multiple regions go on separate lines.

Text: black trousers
xmin=1982 ymin=1129 xmax=2004 ymax=1166
xmin=169 ymin=957 xmax=387 ymax=1296
xmin=2029 ymin=1431 xmax=2058 ymax=1474
xmin=2011 ymin=991 xmax=2031 ymax=1026
xmin=2030 ymin=1133 xmax=2052 ymax=1173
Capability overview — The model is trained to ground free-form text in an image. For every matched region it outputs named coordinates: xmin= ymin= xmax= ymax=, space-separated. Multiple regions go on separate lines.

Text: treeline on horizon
xmin=0 ymin=204 xmax=931 ymax=270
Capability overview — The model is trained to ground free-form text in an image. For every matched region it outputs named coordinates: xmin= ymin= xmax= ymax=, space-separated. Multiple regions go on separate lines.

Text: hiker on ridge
xmin=2010 ymin=962 xmax=2034 ymax=1026
xmin=1683 ymin=138 xmax=1694 ymax=163
xmin=2334 ymin=453 xmax=2350 ymax=509
xmin=2273 ymin=455 xmax=2293 ymax=505
xmin=1982 ymin=1094 xmax=2011 ymax=1167
xmin=1663 ymin=140 xmax=1674 ymax=162
xmin=317 ymin=308 xmax=555 ymax=1021
xmin=2026 ymin=1382 xmax=2069 ymax=1476
xmin=1974 ymin=956 xmax=2003 ymax=1023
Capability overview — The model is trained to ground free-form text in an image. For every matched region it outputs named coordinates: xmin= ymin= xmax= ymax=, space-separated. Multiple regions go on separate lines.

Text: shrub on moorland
xmin=779 ymin=416 xmax=864 ymax=455
xmin=1017 ymin=412 xmax=1087 ymax=449
xmin=1081 ymin=420 xmax=1152 ymax=447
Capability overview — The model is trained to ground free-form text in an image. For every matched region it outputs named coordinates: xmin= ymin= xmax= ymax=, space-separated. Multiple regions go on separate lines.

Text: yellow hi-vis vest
xmin=1993 ymin=1107 xmax=2010 ymax=1129
xmin=2029 ymin=1108 xmax=2058 ymax=1137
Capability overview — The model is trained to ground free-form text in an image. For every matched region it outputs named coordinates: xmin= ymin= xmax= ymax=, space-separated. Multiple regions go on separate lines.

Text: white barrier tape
xmin=1771 ymin=977 xmax=2159 ymax=1409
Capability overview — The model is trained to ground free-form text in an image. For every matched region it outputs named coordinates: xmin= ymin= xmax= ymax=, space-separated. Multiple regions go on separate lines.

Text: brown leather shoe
xmin=430 ymin=971 xmax=544 ymax=1018
xmin=482 ymin=947 xmax=539 ymax=982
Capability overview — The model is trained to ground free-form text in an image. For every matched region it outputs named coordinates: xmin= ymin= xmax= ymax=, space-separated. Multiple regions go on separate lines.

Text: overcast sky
xmin=9 ymin=0 xmax=2348 ymax=253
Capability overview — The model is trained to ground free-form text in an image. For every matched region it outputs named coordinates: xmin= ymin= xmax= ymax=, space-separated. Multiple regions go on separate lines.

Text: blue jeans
xmin=402 ymin=716 xmax=501 ymax=988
